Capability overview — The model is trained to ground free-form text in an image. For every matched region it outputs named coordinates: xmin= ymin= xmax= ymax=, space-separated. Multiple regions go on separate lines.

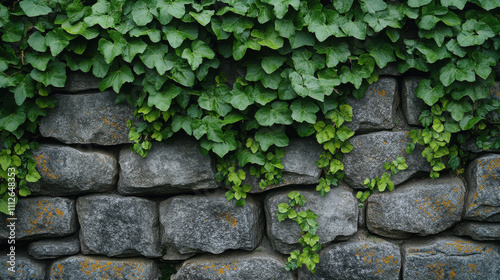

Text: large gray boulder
xmin=159 ymin=191 xmax=262 ymax=259
xmin=171 ymin=249 xmax=294 ymax=280
xmin=48 ymin=255 xmax=160 ymax=280
xmin=347 ymin=77 xmax=399 ymax=132
xmin=454 ymin=222 xmax=500 ymax=241
xmin=29 ymin=144 xmax=117 ymax=196
xmin=464 ymin=154 xmax=500 ymax=221
xmin=0 ymin=197 xmax=76 ymax=240
xmin=0 ymin=252 xmax=45 ymax=280
xmin=77 ymin=194 xmax=161 ymax=257
xmin=39 ymin=91 xmax=137 ymax=145
xmin=343 ymin=131 xmax=431 ymax=188
xmin=118 ymin=137 xmax=218 ymax=195
xmin=298 ymin=233 xmax=401 ymax=280
xmin=265 ymin=185 xmax=358 ymax=254
xmin=28 ymin=235 xmax=80 ymax=259
xmin=366 ymin=176 xmax=465 ymax=239
xmin=401 ymin=77 xmax=426 ymax=126
xmin=403 ymin=237 xmax=500 ymax=279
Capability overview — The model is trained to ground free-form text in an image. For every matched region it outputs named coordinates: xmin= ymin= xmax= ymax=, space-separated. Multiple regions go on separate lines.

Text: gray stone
xmin=486 ymin=82 xmax=500 ymax=123
xmin=77 ymin=194 xmax=161 ymax=257
xmin=28 ymin=235 xmax=80 ymax=259
xmin=454 ymin=222 xmax=500 ymax=241
xmin=48 ymin=255 xmax=160 ymax=280
xmin=61 ymin=71 xmax=100 ymax=93
xmin=0 ymin=197 xmax=76 ymax=240
xmin=347 ymin=77 xmax=399 ymax=132
xmin=118 ymin=137 xmax=218 ymax=195
xmin=401 ymin=77 xmax=427 ymax=126
xmin=159 ymin=191 xmax=262 ymax=259
xmin=378 ymin=63 xmax=402 ymax=76
xmin=171 ymin=250 xmax=294 ymax=280
xmin=241 ymin=138 xmax=323 ymax=193
xmin=298 ymin=234 xmax=401 ymax=280
xmin=343 ymin=131 xmax=431 ymax=188
xmin=403 ymin=237 xmax=500 ymax=280
xmin=366 ymin=176 xmax=465 ymax=239
xmin=0 ymin=252 xmax=45 ymax=279
xmin=29 ymin=144 xmax=117 ymax=196
xmin=39 ymin=91 xmax=138 ymax=145
xmin=265 ymin=185 xmax=358 ymax=254
xmin=461 ymin=138 xmax=500 ymax=153
xmin=464 ymin=154 xmax=500 ymax=222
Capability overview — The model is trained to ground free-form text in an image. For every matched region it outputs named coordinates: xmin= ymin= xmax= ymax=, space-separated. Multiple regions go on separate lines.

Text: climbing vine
xmin=0 ymin=0 xmax=499 ymax=273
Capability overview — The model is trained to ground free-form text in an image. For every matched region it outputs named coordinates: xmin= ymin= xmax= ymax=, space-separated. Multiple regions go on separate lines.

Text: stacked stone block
xmin=1 ymin=73 xmax=499 ymax=280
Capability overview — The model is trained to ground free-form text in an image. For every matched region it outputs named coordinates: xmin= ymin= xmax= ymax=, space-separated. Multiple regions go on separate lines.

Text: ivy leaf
xmin=290 ymin=99 xmax=319 ymax=124
xmin=31 ymin=60 xmax=66 ymax=88
xmin=12 ymin=75 xmax=35 ymax=106
xmin=253 ymin=84 xmax=278 ymax=105
xmin=122 ymin=38 xmax=148 ymax=63
xmin=147 ymin=84 xmax=182 ymax=111
xmin=262 ymin=0 xmax=300 ymax=19
xmin=315 ymin=41 xmax=350 ymax=67
xmin=289 ymin=72 xmax=327 ymax=101
xmin=333 ymin=0 xmax=354 ymax=13
xmin=415 ymin=79 xmax=445 ymax=106
xmin=408 ymin=0 xmax=432 ymax=7
xmin=0 ymin=111 xmax=26 ymax=132
xmin=181 ymin=40 xmax=215 ymax=70
xmin=262 ymin=55 xmax=287 ymax=74
xmin=255 ymin=101 xmax=293 ymax=126
xmin=447 ymin=100 xmax=473 ymax=121
xmin=275 ymin=18 xmax=295 ymax=37
xmin=457 ymin=19 xmax=495 ymax=47
xmin=45 ymin=29 xmax=71 ymax=56
xmin=203 ymin=116 xmax=225 ymax=143
xmin=99 ymin=63 xmax=134 ymax=92
xmin=251 ymin=26 xmax=284 ymax=50
xmin=222 ymin=15 xmax=254 ymax=34
xmin=84 ymin=15 xmax=115 ymax=29
xmin=439 ymin=59 xmax=475 ymax=87
xmin=170 ymin=65 xmax=195 ymax=87
xmin=255 ymin=126 xmax=289 ymax=151
xmin=450 ymin=82 xmax=489 ymax=102
xmin=27 ymin=31 xmax=47 ymax=52
xmin=139 ymin=44 xmax=173 ymax=75
xmin=20 ymin=0 xmax=52 ymax=17
xmin=163 ymin=24 xmax=199 ymax=48
xmin=237 ymin=149 xmax=265 ymax=167
xmin=228 ymin=83 xmax=254 ymax=111
xmin=98 ymin=31 xmax=126 ymax=64
xmin=132 ymin=0 xmax=153 ymax=26
xmin=360 ymin=0 xmax=387 ymax=14
xmin=459 ymin=115 xmax=481 ymax=130
xmin=341 ymin=20 xmax=367 ymax=40
xmin=307 ymin=10 xmax=345 ymax=42
xmin=158 ymin=0 xmax=185 ymax=19
xmin=2 ymin=19 xmax=23 ymax=42
xmin=289 ymin=31 xmax=315 ymax=49
xmin=441 ymin=0 xmax=466 ymax=9
xmin=233 ymin=40 xmax=261 ymax=60
xmin=25 ymin=52 xmax=51 ymax=71
xmin=368 ymin=42 xmax=396 ymax=68
xmin=337 ymin=126 xmax=355 ymax=141
xmin=472 ymin=52 xmax=495 ymax=80
xmin=189 ymin=10 xmax=215 ymax=26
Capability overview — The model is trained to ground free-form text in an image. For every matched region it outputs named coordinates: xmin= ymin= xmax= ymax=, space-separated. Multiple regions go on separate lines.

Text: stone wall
xmin=1 ymin=70 xmax=500 ymax=280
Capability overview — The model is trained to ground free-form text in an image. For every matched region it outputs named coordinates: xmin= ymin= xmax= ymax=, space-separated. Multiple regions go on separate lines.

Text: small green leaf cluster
xmin=277 ymin=191 xmax=320 ymax=273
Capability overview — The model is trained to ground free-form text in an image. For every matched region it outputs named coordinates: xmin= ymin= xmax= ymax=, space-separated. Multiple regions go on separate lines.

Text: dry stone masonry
xmin=2 ymin=73 xmax=500 ymax=279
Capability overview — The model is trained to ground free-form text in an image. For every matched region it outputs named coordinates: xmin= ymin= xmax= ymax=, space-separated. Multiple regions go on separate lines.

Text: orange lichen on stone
xmin=426 ymin=262 xmax=445 ymax=279
xmin=373 ymin=89 xmax=387 ymax=97
xmin=218 ymin=213 xmax=237 ymax=228
xmin=33 ymin=154 xmax=61 ymax=180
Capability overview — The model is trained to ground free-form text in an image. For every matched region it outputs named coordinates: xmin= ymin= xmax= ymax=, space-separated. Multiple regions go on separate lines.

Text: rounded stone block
xmin=454 ymin=222 xmax=500 ymax=241
xmin=401 ymin=77 xmax=426 ymax=126
xmin=28 ymin=235 xmax=80 ymax=259
xmin=0 ymin=252 xmax=45 ymax=280
xmin=366 ymin=176 xmax=465 ymax=239
xmin=29 ymin=144 xmax=117 ymax=196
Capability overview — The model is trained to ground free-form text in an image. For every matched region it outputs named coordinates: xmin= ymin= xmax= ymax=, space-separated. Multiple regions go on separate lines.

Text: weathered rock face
xmin=159 ymin=191 xmax=262 ymax=259
xmin=243 ymin=138 xmax=323 ymax=193
xmin=0 ymin=197 xmax=76 ymax=240
xmin=77 ymin=194 xmax=161 ymax=257
xmin=366 ymin=176 xmax=465 ymax=239
xmin=343 ymin=131 xmax=431 ymax=188
xmin=118 ymin=137 xmax=218 ymax=195
xmin=347 ymin=77 xmax=399 ymax=132
xmin=28 ymin=236 xmax=80 ymax=259
xmin=171 ymin=250 xmax=294 ymax=280
xmin=29 ymin=144 xmax=117 ymax=196
xmin=0 ymin=252 xmax=46 ymax=280
xmin=299 ymin=235 xmax=401 ymax=280
xmin=454 ymin=222 xmax=500 ymax=241
xmin=39 ymin=91 xmax=137 ymax=145
xmin=265 ymin=185 xmax=358 ymax=254
xmin=464 ymin=154 xmax=500 ymax=222
xmin=61 ymin=71 xmax=100 ymax=93
xmin=48 ymin=255 xmax=160 ymax=280
xmin=401 ymin=77 xmax=426 ymax=126
xmin=403 ymin=237 xmax=500 ymax=279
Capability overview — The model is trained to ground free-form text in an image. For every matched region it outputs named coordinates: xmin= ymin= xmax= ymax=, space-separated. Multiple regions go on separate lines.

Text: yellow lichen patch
xmin=373 ymin=89 xmax=387 ymax=97
xmin=33 ymin=154 xmax=61 ymax=180
xmin=55 ymin=208 xmax=65 ymax=217
xmin=468 ymin=263 xmax=477 ymax=273
xmin=426 ymin=262 xmax=445 ymax=279
xmin=449 ymin=270 xmax=457 ymax=279
xmin=24 ymin=201 xmax=58 ymax=236
xmin=218 ymin=213 xmax=238 ymax=228
xmin=355 ymin=244 xmax=375 ymax=264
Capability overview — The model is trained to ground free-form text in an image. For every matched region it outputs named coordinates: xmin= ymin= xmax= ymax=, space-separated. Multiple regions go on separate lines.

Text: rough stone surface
xmin=29 ymin=144 xmax=117 ymax=196
xmin=39 ymin=91 xmax=137 ymax=145
xmin=118 ymin=137 xmax=218 ymax=195
xmin=454 ymin=222 xmax=500 ymax=241
xmin=461 ymin=138 xmax=500 ymax=153
xmin=159 ymin=191 xmax=262 ymax=259
xmin=366 ymin=176 xmax=465 ymax=239
xmin=486 ymin=82 xmax=500 ymax=123
xmin=48 ymin=255 xmax=160 ymax=280
xmin=77 ymin=194 xmax=161 ymax=257
xmin=401 ymin=77 xmax=427 ymax=126
xmin=403 ymin=237 xmax=500 ymax=279
xmin=0 ymin=197 xmax=76 ymax=240
xmin=0 ymin=252 xmax=45 ymax=279
xmin=464 ymin=154 xmax=500 ymax=222
xmin=171 ymin=250 xmax=294 ymax=280
xmin=378 ymin=63 xmax=402 ymax=76
xmin=347 ymin=77 xmax=399 ymax=132
xmin=28 ymin=235 xmax=80 ymax=259
xmin=299 ymin=234 xmax=401 ymax=280
xmin=242 ymin=138 xmax=323 ymax=193
xmin=343 ymin=131 xmax=431 ymax=188
xmin=61 ymin=71 xmax=100 ymax=93
xmin=265 ymin=185 xmax=358 ymax=254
